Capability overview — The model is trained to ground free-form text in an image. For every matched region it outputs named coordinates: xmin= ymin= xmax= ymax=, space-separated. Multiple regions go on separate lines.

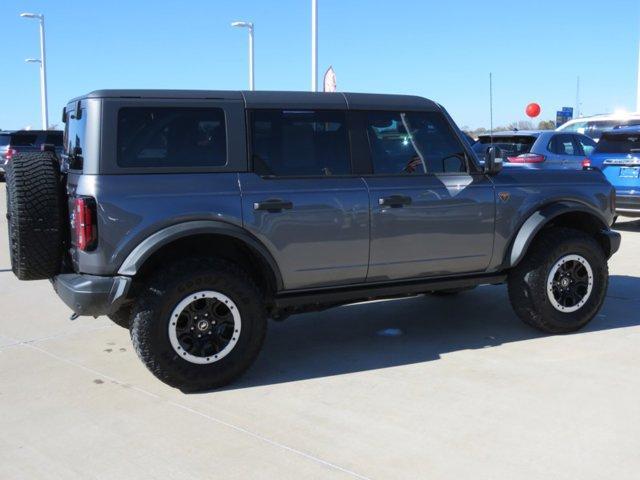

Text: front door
xmin=240 ymin=109 xmax=370 ymax=290
xmin=360 ymin=110 xmax=495 ymax=282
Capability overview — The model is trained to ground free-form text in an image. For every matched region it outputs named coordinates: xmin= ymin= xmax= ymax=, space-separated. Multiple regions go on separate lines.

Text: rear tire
xmin=507 ymin=227 xmax=608 ymax=334
xmin=5 ymin=152 xmax=65 ymax=280
xmin=130 ymin=258 xmax=267 ymax=391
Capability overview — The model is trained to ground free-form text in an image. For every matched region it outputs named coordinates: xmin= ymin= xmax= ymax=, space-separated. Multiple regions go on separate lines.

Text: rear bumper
xmin=52 ymin=274 xmax=131 ymax=317
xmin=615 ymin=193 xmax=640 ymax=217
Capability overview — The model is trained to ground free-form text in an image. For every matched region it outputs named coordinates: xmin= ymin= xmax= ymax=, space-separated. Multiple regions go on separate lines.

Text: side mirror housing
xmin=485 ymin=146 xmax=503 ymax=175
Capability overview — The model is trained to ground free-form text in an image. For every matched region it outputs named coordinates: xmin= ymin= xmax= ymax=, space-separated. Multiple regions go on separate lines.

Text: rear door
xmin=360 ymin=110 xmax=495 ymax=282
xmin=240 ymin=108 xmax=370 ymax=290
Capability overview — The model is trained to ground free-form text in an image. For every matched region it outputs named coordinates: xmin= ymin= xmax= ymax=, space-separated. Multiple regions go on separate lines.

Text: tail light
xmin=73 ymin=197 xmax=97 ymax=251
xmin=581 ymin=158 xmax=592 ymax=169
xmin=506 ymin=153 xmax=546 ymax=163
xmin=4 ymin=148 xmax=17 ymax=162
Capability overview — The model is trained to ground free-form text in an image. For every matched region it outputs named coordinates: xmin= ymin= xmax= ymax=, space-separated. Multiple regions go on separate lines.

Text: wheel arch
xmin=117 ymin=221 xmax=283 ymax=292
xmin=507 ymin=202 xmax=613 ymax=268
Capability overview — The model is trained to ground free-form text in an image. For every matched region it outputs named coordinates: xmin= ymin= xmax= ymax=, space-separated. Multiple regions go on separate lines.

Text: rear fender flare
xmin=117 ymin=220 xmax=283 ymax=290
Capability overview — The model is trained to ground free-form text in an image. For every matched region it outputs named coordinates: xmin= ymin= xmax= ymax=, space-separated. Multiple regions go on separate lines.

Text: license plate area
xmin=619 ymin=167 xmax=640 ymax=178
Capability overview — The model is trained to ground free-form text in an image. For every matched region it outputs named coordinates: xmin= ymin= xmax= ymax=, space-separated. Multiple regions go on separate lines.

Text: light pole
xmin=231 ymin=21 xmax=254 ymax=91
xmin=20 ymin=12 xmax=49 ymax=130
xmin=311 ymin=0 xmax=318 ymax=92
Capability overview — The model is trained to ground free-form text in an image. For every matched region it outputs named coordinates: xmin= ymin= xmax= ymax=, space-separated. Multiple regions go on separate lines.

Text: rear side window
xmin=595 ymin=133 xmax=640 ymax=154
xmin=577 ymin=135 xmax=597 ymax=156
xmin=365 ymin=111 xmax=467 ymax=174
xmin=0 ymin=134 xmax=9 ymax=146
xmin=548 ymin=134 xmax=578 ymax=155
xmin=117 ymin=108 xmax=227 ymax=168
xmin=64 ymin=107 xmax=87 ymax=170
xmin=251 ymin=110 xmax=350 ymax=176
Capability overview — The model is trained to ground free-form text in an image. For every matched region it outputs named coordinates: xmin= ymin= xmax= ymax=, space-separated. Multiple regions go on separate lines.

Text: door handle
xmin=254 ymin=198 xmax=294 ymax=212
xmin=379 ymin=195 xmax=412 ymax=208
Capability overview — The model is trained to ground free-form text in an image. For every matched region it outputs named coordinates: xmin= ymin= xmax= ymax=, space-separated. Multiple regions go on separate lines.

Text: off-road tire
xmin=5 ymin=151 xmax=64 ymax=280
xmin=507 ymin=227 xmax=608 ymax=334
xmin=130 ymin=258 xmax=267 ymax=391
xmin=108 ymin=306 xmax=132 ymax=329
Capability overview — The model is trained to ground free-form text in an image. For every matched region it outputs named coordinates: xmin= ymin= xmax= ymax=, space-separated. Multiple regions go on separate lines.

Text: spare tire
xmin=5 ymin=151 xmax=65 ymax=280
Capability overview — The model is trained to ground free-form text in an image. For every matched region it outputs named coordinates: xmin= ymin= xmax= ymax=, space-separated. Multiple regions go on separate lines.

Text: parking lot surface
xmin=1 ymin=183 xmax=639 ymax=480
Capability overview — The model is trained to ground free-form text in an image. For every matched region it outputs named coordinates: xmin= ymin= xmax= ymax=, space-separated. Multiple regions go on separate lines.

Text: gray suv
xmin=4 ymin=90 xmax=621 ymax=391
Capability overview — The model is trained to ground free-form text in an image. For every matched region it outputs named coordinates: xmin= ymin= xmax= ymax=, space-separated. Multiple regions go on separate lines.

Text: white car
xmin=557 ymin=113 xmax=640 ymax=141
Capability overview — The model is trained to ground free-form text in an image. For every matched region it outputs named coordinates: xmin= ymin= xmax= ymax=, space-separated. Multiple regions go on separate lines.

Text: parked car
xmin=0 ymin=129 xmax=63 ymax=180
xmin=472 ymin=130 xmax=596 ymax=169
xmin=4 ymin=90 xmax=620 ymax=391
xmin=587 ymin=126 xmax=640 ymax=217
xmin=556 ymin=113 xmax=640 ymax=141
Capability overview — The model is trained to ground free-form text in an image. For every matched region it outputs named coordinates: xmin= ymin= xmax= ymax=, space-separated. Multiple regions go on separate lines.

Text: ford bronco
xmin=5 ymin=90 xmax=621 ymax=391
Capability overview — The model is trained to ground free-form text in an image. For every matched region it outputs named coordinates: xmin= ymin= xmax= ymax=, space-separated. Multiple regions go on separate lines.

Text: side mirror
xmin=485 ymin=146 xmax=503 ymax=175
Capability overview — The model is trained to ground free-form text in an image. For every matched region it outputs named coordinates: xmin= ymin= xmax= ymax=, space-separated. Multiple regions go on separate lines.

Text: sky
xmin=1 ymin=0 xmax=639 ymax=130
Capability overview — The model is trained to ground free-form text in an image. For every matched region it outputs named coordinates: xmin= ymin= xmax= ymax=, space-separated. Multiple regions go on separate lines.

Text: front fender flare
xmin=117 ymin=220 xmax=283 ymax=290
xmin=507 ymin=202 xmax=609 ymax=268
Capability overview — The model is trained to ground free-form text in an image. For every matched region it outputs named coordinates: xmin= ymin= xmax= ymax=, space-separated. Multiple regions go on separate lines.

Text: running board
xmin=273 ymin=273 xmax=507 ymax=310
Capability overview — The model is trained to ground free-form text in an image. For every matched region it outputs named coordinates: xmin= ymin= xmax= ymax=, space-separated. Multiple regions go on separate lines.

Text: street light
xmin=311 ymin=0 xmax=318 ymax=92
xmin=20 ymin=12 xmax=49 ymax=130
xmin=231 ymin=21 xmax=254 ymax=91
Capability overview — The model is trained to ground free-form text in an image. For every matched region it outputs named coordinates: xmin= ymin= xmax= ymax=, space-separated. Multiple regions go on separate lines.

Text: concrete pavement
xmin=1 ymin=184 xmax=639 ymax=480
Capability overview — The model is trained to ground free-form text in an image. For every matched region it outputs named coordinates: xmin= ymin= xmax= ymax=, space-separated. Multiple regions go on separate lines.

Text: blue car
xmin=588 ymin=126 xmax=640 ymax=217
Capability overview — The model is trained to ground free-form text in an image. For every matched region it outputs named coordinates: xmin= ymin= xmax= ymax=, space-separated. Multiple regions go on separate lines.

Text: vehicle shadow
xmin=614 ymin=218 xmax=640 ymax=232
xmin=218 ymin=275 xmax=640 ymax=392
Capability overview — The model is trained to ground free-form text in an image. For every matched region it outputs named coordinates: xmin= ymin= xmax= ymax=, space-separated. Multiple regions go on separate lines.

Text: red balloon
xmin=526 ymin=103 xmax=541 ymax=118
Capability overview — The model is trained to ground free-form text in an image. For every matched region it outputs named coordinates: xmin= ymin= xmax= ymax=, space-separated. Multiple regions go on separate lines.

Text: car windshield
xmin=594 ymin=133 xmax=640 ymax=154
xmin=562 ymin=119 xmax=640 ymax=140
xmin=473 ymin=135 xmax=536 ymax=159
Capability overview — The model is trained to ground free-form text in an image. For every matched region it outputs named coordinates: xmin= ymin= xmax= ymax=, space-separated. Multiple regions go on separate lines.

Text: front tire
xmin=130 ymin=258 xmax=267 ymax=391
xmin=507 ymin=227 xmax=608 ymax=334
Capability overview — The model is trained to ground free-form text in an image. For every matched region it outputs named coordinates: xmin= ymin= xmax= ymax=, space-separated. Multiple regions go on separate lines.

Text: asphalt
xmin=1 ymin=183 xmax=639 ymax=480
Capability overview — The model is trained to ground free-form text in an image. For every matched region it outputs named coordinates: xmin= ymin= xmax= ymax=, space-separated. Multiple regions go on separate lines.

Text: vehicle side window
xmin=251 ymin=109 xmax=350 ymax=176
xmin=577 ymin=135 xmax=596 ymax=156
xmin=548 ymin=134 xmax=576 ymax=155
xmin=562 ymin=121 xmax=587 ymax=134
xmin=364 ymin=111 xmax=467 ymax=175
xmin=117 ymin=107 xmax=227 ymax=168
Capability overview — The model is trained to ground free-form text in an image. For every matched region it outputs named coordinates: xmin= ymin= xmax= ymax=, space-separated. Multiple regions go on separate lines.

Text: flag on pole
xmin=323 ymin=66 xmax=337 ymax=92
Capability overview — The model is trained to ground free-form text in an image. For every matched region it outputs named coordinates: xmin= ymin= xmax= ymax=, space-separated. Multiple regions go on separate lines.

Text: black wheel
xmin=108 ymin=305 xmax=132 ymax=329
xmin=507 ymin=227 xmax=608 ymax=334
xmin=428 ymin=286 xmax=476 ymax=296
xmin=130 ymin=258 xmax=267 ymax=391
xmin=5 ymin=151 xmax=64 ymax=280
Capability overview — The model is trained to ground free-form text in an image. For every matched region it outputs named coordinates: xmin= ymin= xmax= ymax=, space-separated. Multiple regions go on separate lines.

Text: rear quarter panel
xmin=67 ymin=173 xmax=243 ymax=275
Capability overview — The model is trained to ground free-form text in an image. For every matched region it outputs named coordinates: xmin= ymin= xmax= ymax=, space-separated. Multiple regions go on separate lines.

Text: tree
xmin=537 ymin=120 xmax=556 ymax=130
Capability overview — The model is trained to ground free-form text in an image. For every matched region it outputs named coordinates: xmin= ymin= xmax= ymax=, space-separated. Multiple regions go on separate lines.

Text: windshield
xmin=594 ymin=133 xmax=640 ymax=154
xmin=561 ymin=119 xmax=640 ymax=140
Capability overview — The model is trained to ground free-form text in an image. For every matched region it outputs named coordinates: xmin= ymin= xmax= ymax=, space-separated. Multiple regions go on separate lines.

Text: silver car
xmin=472 ymin=130 xmax=597 ymax=169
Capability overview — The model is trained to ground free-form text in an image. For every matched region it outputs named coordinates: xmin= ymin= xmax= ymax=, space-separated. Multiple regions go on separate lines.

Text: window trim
xmin=358 ymin=109 xmax=473 ymax=177
xmin=247 ymin=108 xmax=355 ymax=179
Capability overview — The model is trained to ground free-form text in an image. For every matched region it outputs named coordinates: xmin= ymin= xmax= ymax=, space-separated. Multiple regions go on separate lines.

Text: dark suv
xmin=5 ymin=90 xmax=620 ymax=391
xmin=0 ymin=129 xmax=63 ymax=180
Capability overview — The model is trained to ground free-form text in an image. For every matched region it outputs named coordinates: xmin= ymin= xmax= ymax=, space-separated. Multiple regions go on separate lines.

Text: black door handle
xmin=379 ymin=195 xmax=412 ymax=207
xmin=254 ymin=199 xmax=294 ymax=212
